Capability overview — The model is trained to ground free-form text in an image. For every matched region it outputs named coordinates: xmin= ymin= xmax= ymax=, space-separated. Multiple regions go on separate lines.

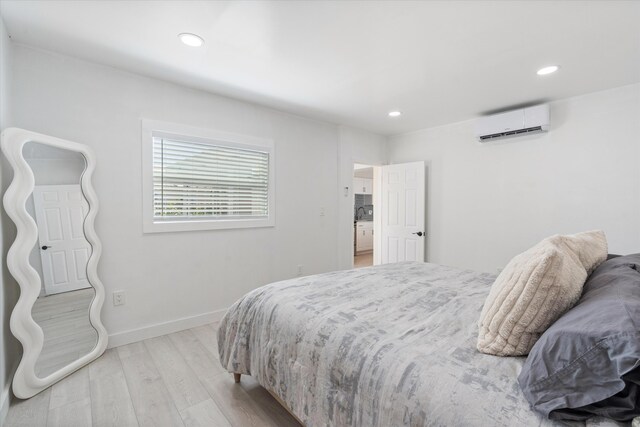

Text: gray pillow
xmin=518 ymin=253 xmax=640 ymax=421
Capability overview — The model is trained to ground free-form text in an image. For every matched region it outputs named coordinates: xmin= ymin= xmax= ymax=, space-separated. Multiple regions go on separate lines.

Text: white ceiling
xmin=2 ymin=1 xmax=639 ymax=135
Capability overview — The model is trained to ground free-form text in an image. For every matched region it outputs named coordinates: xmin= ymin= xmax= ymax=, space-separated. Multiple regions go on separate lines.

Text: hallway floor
xmin=354 ymin=252 xmax=373 ymax=268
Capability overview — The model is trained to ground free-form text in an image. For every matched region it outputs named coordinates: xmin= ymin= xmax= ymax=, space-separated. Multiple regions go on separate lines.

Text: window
xmin=142 ymin=120 xmax=275 ymax=232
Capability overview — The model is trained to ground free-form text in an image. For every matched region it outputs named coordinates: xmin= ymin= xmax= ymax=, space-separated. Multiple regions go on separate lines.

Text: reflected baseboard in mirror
xmin=1 ymin=128 xmax=107 ymax=399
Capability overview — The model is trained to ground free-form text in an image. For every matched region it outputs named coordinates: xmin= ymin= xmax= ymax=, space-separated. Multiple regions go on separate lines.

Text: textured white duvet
xmin=218 ymin=262 xmax=625 ymax=427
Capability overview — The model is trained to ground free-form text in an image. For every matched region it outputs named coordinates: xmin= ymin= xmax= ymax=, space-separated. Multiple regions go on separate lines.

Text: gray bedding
xmin=218 ymin=262 xmax=625 ymax=427
xmin=520 ymin=254 xmax=640 ymax=421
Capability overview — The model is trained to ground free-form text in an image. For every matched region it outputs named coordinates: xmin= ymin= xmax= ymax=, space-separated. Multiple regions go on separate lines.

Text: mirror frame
xmin=1 ymin=128 xmax=107 ymax=399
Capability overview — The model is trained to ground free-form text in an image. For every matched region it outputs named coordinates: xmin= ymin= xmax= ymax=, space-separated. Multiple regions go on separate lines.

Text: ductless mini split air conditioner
xmin=475 ymin=104 xmax=549 ymax=142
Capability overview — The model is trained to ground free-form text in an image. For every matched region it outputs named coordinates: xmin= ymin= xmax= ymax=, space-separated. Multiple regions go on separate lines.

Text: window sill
xmin=142 ymin=217 xmax=275 ymax=233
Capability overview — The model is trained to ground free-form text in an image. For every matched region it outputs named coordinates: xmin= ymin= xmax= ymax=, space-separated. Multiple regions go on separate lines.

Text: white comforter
xmin=218 ymin=262 xmax=626 ymax=427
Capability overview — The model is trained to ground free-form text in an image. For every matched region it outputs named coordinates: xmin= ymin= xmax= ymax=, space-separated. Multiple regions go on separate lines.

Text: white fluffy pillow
xmin=477 ymin=230 xmax=608 ymax=356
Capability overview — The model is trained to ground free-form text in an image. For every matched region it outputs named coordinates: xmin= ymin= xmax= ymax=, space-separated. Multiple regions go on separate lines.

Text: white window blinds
xmin=153 ymin=137 xmax=270 ymax=219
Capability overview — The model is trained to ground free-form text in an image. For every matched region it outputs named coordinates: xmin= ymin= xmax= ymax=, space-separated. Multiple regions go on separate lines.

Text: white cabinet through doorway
xmin=356 ymin=221 xmax=373 ymax=252
xmin=354 ymin=178 xmax=373 ymax=195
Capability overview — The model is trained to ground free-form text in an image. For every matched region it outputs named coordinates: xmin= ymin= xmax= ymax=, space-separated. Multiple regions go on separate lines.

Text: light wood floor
xmin=32 ymin=288 xmax=98 ymax=377
xmin=354 ymin=251 xmax=373 ymax=268
xmin=5 ymin=322 xmax=301 ymax=427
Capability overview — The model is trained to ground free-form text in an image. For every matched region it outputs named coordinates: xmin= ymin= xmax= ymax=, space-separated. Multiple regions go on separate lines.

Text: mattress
xmin=218 ymin=262 xmax=625 ymax=427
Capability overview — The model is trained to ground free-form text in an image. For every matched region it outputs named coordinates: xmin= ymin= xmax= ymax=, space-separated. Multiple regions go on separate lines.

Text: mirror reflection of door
xmin=33 ymin=185 xmax=92 ymax=295
xmin=23 ymin=141 xmax=99 ymax=378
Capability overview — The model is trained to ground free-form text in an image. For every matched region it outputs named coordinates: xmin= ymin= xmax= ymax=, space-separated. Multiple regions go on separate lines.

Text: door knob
xmin=412 ymin=232 xmax=424 ymax=237
xmin=41 ymin=245 xmax=51 ymax=250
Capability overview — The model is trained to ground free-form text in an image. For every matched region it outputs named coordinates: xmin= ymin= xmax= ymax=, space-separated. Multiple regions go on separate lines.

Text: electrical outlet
xmin=113 ymin=291 xmax=125 ymax=306
xmin=319 ymin=207 xmax=325 ymax=216
xmin=297 ymin=265 xmax=303 ymax=277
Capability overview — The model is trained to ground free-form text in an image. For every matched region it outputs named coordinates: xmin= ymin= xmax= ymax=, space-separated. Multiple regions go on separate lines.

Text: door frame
xmin=351 ymin=162 xmax=383 ymax=268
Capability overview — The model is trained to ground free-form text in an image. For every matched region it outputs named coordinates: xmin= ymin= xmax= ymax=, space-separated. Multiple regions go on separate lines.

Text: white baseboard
xmin=107 ymin=308 xmax=228 ymax=349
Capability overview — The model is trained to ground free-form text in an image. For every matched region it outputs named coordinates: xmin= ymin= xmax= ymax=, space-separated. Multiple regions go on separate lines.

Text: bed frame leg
xmin=233 ymin=373 xmax=241 ymax=383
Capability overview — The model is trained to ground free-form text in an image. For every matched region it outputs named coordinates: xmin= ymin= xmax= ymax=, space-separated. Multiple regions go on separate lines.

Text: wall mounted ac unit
xmin=475 ymin=104 xmax=549 ymax=142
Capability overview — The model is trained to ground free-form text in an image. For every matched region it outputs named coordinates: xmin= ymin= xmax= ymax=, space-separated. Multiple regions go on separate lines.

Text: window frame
xmin=141 ymin=119 xmax=275 ymax=233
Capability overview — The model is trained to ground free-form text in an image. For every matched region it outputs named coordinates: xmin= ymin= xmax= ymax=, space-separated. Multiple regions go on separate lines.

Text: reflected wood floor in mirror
xmin=5 ymin=322 xmax=302 ymax=427
xmin=31 ymin=288 xmax=98 ymax=377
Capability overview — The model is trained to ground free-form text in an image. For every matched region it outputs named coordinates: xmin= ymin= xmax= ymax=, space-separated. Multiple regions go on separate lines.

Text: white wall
xmin=337 ymin=126 xmax=387 ymax=270
xmin=388 ymin=84 xmax=640 ymax=273
xmin=0 ymin=12 xmax=19 ymax=423
xmin=8 ymin=44 xmax=386 ymax=346
xmin=0 ymin=16 xmax=9 ymax=129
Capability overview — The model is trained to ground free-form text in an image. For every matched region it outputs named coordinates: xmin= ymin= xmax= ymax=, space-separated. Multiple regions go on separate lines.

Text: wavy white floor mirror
xmin=1 ymin=128 xmax=107 ymax=399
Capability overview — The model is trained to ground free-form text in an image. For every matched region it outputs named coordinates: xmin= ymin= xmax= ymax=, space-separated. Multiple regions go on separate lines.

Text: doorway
xmin=353 ymin=163 xmax=375 ymax=268
xmin=349 ymin=161 xmax=427 ymax=269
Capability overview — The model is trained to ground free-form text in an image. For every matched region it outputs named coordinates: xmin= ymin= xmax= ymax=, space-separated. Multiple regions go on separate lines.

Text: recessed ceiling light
xmin=178 ymin=33 xmax=204 ymax=47
xmin=388 ymin=111 xmax=402 ymax=117
xmin=536 ymin=65 xmax=559 ymax=76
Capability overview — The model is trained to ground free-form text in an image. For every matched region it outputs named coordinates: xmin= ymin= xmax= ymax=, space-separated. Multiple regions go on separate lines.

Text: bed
xmin=217 ymin=262 xmax=625 ymax=427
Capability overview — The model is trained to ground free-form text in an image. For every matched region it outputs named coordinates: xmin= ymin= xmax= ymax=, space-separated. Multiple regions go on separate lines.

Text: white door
xmin=380 ymin=161 xmax=426 ymax=263
xmin=33 ymin=185 xmax=92 ymax=295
